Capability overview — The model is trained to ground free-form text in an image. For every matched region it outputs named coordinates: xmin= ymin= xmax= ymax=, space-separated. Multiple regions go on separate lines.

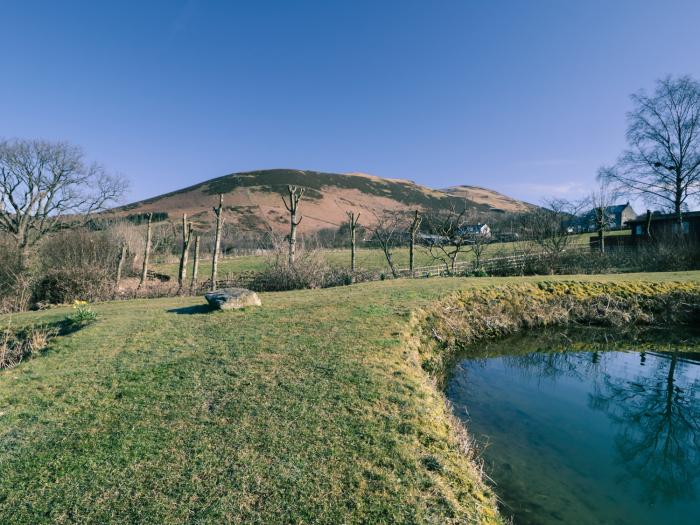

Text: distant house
xmin=459 ymin=223 xmax=491 ymax=239
xmin=580 ymin=203 xmax=637 ymax=232
xmin=417 ymin=233 xmax=448 ymax=246
xmin=627 ymin=210 xmax=700 ymax=243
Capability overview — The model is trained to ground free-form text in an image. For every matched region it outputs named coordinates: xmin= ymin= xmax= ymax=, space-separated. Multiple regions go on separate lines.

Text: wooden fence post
xmin=409 ymin=210 xmax=422 ymax=276
xmin=115 ymin=243 xmax=127 ymax=289
xmin=190 ymin=234 xmax=200 ymax=293
xmin=137 ymin=213 xmax=153 ymax=290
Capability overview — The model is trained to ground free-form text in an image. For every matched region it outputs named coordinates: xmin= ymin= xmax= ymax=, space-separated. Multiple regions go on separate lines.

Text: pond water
xmin=446 ymin=331 xmax=700 ymax=525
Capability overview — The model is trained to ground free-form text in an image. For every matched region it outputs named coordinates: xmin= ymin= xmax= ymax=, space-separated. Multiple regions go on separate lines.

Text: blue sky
xmin=3 ymin=0 xmax=700 ymax=206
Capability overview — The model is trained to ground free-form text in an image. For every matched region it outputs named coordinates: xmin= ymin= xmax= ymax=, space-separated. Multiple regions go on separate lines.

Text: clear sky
xmin=3 ymin=0 xmax=700 ymax=206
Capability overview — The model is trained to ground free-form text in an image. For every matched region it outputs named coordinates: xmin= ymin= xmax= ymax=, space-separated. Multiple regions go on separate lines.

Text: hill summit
xmin=115 ymin=169 xmax=532 ymax=232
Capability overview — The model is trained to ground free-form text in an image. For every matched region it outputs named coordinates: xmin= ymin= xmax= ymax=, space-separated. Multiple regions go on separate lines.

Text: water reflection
xmin=589 ymin=351 xmax=700 ymax=503
xmin=496 ymin=348 xmax=700 ymax=504
xmin=447 ymin=333 xmax=700 ymax=525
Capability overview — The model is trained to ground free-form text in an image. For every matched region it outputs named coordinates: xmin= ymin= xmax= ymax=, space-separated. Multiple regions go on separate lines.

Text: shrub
xmin=0 ymin=323 xmax=57 ymax=370
xmin=249 ymin=251 xmax=330 ymax=291
xmin=0 ymin=241 xmax=33 ymax=313
xmin=33 ymin=230 xmax=120 ymax=304
xmin=248 ymin=251 xmax=378 ymax=292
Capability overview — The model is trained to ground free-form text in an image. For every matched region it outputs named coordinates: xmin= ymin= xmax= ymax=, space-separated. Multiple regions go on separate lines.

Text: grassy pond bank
xmin=0 ymin=273 xmax=698 ymax=523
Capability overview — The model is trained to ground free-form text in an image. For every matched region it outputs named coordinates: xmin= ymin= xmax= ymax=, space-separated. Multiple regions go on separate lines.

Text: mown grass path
xmin=1 ymin=272 xmax=698 ymax=524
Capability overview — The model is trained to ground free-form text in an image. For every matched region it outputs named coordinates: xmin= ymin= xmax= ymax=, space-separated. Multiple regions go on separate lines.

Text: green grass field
xmin=153 ymin=231 xmax=627 ymax=279
xmin=1 ymin=268 xmax=685 ymax=524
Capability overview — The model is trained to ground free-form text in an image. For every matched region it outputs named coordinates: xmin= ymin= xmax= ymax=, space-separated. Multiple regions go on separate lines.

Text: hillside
xmin=442 ymin=185 xmax=532 ymax=213
xmin=113 ymin=169 xmax=533 ymax=233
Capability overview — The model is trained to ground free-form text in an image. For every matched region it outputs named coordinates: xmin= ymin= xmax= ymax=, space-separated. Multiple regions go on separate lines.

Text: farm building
xmin=579 ymin=203 xmax=637 ymax=231
xmin=459 ymin=223 xmax=492 ymax=238
xmin=627 ymin=210 xmax=700 ymax=243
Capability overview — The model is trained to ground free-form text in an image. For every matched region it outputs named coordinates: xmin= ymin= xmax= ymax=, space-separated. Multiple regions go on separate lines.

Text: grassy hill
xmin=111 ymin=169 xmax=534 ymax=234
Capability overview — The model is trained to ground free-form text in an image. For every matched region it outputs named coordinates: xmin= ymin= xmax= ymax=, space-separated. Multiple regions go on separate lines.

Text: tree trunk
xmin=409 ymin=210 xmax=421 ymax=276
xmin=190 ymin=235 xmax=200 ymax=293
xmin=178 ymin=214 xmax=192 ymax=293
xmin=350 ymin=225 xmax=356 ymax=272
xmin=115 ymin=243 xmax=127 ymax=289
xmin=211 ymin=194 xmax=224 ymax=291
xmin=137 ymin=213 xmax=153 ymax=290
xmin=290 ymin=209 xmax=298 ymax=264
xmin=17 ymin=238 xmax=32 ymax=272
xmin=595 ymin=207 xmax=605 ymax=254
xmin=675 ymin=172 xmax=684 ymax=228
xmin=386 ymin=250 xmax=397 ymax=278
xmin=347 ymin=211 xmax=360 ymax=273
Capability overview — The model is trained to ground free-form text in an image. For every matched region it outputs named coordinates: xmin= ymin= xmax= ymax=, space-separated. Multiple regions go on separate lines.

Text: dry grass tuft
xmin=0 ymin=324 xmax=57 ymax=370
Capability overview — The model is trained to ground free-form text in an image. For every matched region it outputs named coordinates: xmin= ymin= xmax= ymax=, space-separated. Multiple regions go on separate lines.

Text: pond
xmin=446 ymin=330 xmax=700 ymax=525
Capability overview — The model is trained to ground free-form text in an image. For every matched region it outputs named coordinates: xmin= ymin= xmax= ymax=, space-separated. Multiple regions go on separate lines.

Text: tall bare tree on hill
xmin=603 ymin=76 xmax=700 ymax=224
xmin=0 ymin=139 xmax=127 ymax=267
xmin=282 ymin=185 xmax=305 ymax=265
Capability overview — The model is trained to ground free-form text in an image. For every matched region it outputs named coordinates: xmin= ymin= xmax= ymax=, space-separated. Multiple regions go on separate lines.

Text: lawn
xmin=1 ymin=269 xmax=689 ymax=524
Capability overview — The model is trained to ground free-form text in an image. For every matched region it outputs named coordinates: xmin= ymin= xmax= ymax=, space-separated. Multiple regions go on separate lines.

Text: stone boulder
xmin=205 ymin=288 xmax=262 ymax=310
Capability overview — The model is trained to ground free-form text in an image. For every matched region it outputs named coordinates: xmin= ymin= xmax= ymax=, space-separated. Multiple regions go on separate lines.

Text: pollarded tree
xmin=604 ymin=76 xmax=700 ymax=224
xmin=0 ymin=139 xmax=127 ymax=266
xmin=282 ymin=185 xmax=305 ymax=265
xmin=346 ymin=211 xmax=361 ymax=272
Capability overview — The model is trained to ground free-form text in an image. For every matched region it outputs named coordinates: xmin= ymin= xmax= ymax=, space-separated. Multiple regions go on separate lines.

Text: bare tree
xmin=368 ymin=210 xmax=406 ymax=278
xmin=590 ymin=170 xmax=620 ymax=253
xmin=137 ymin=213 xmax=153 ymax=290
xmin=0 ymin=139 xmax=127 ymax=267
xmin=603 ymin=76 xmax=700 ymax=224
xmin=282 ymin=185 xmax=305 ymax=265
xmin=211 ymin=194 xmax=224 ymax=291
xmin=423 ymin=204 xmax=474 ymax=275
xmin=468 ymin=229 xmax=490 ymax=271
xmin=346 ymin=211 xmax=361 ymax=272
xmin=520 ymin=199 xmax=585 ymax=256
xmin=408 ymin=210 xmax=422 ymax=276
xmin=177 ymin=214 xmax=193 ymax=293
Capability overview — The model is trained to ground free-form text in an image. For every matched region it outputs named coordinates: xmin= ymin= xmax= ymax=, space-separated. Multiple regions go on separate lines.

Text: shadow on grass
xmin=167 ymin=304 xmax=215 ymax=315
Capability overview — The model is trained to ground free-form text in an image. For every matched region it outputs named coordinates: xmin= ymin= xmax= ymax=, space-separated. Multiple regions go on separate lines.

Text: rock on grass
xmin=204 ymin=288 xmax=262 ymax=310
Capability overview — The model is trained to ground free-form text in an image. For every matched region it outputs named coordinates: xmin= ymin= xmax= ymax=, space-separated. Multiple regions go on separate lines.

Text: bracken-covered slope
xmin=112 ymin=169 xmax=533 ymax=232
